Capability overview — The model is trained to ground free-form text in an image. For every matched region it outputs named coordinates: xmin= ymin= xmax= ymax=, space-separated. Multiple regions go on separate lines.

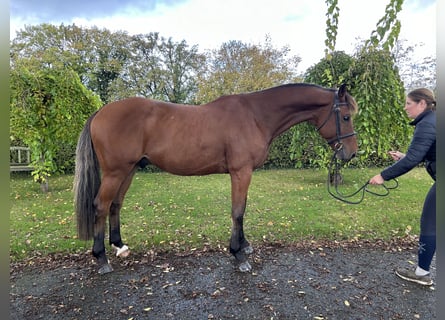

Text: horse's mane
xmin=275 ymin=83 xmax=326 ymax=90
xmin=259 ymin=83 xmax=358 ymax=114
xmin=208 ymin=83 xmax=358 ymax=114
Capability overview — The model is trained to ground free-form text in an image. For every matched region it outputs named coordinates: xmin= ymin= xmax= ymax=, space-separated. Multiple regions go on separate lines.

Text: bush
xmin=261 ymin=130 xmax=295 ymax=169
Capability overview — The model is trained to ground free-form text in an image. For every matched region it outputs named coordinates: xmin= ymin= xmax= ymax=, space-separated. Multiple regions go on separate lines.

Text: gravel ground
xmin=10 ymin=240 xmax=436 ymax=320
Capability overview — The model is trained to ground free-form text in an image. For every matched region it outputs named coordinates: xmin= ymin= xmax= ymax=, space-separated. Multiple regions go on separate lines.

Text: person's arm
xmin=381 ymin=121 xmax=435 ymax=181
xmin=369 ymin=121 xmax=434 ymax=185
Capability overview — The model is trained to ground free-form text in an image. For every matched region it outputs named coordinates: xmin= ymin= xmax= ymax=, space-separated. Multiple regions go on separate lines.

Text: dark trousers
xmin=418 ymin=182 xmax=436 ymax=271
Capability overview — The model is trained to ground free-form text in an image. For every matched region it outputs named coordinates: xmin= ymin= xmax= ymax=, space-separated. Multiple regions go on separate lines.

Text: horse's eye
xmin=343 ymin=115 xmax=350 ymax=121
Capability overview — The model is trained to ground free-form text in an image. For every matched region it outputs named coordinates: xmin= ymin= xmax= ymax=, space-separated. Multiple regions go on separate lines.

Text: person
xmin=369 ymin=88 xmax=436 ymax=286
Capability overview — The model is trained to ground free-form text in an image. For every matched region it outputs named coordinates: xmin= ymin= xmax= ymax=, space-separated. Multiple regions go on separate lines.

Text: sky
xmin=9 ymin=0 xmax=436 ymax=74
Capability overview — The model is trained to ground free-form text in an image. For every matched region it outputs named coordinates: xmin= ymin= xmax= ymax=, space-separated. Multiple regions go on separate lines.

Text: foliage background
xmin=9 ymin=0 xmax=436 ymax=185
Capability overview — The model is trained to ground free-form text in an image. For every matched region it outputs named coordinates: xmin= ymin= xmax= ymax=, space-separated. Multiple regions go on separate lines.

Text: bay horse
xmin=74 ymin=83 xmax=358 ymax=274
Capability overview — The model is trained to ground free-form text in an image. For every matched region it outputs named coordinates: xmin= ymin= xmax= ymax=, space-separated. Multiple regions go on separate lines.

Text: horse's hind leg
xmin=229 ymin=168 xmax=254 ymax=272
xmin=92 ymin=174 xmax=126 ymax=274
xmin=109 ymin=168 xmax=138 ymax=258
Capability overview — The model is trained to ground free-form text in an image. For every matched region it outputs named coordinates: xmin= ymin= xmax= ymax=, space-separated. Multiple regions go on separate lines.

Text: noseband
xmin=316 ymin=92 xmax=357 ymax=150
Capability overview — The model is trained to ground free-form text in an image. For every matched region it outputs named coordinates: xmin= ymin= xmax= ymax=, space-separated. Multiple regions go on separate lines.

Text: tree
xmin=366 ymin=0 xmax=403 ymax=51
xmin=159 ymin=38 xmax=206 ymax=103
xmin=11 ymin=23 xmax=130 ymax=104
xmin=10 ymin=56 xmax=102 ymax=191
xmin=107 ymin=32 xmax=163 ymax=101
xmin=349 ymin=0 xmax=409 ymax=165
xmin=349 ymin=47 xmax=411 ymax=165
xmin=196 ymin=37 xmax=301 ymax=103
xmin=392 ymin=39 xmax=436 ymax=92
xmin=87 ymin=28 xmax=129 ymax=104
xmin=107 ymin=34 xmax=206 ymax=103
xmin=289 ymin=0 xmax=409 ymax=169
xmin=304 ymin=51 xmax=354 ymax=86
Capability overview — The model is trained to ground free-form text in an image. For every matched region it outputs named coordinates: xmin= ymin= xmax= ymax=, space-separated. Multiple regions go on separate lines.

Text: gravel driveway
xmin=10 ymin=240 xmax=436 ymax=319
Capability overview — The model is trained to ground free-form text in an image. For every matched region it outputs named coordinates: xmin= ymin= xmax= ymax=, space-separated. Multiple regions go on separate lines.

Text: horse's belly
xmin=151 ymin=158 xmax=228 ymax=176
xmin=146 ymin=146 xmax=228 ymax=176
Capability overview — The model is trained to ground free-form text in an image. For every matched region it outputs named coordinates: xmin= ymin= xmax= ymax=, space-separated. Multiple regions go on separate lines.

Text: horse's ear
xmin=338 ymin=83 xmax=347 ymax=98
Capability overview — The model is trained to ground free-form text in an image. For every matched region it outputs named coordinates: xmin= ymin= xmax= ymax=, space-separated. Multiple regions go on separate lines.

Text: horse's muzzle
xmin=335 ymin=146 xmax=356 ymax=161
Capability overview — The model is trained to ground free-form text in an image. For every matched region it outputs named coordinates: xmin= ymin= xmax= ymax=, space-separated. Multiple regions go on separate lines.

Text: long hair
xmin=73 ymin=112 xmax=100 ymax=240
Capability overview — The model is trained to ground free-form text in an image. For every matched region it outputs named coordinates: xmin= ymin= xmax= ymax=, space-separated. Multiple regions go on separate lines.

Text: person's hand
xmin=388 ymin=150 xmax=405 ymax=161
xmin=369 ymin=174 xmax=384 ymax=185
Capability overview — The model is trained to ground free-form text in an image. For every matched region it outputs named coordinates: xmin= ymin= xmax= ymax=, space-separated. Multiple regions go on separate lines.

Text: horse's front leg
xmin=229 ymin=168 xmax=254 ymax=272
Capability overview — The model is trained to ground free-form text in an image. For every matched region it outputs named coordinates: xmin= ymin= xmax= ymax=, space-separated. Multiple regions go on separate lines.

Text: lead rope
xmin=327 ymin=151 xmax=398 ymax=204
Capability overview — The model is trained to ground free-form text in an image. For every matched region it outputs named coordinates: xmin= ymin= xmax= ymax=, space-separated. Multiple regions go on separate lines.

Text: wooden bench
xmin=10 ymin=146 xmax=34 ymax=172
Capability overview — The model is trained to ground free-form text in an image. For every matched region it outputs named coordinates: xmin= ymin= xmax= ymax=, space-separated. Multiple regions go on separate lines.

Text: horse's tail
xmin=74 ymin=112 xmax=100 ymax=241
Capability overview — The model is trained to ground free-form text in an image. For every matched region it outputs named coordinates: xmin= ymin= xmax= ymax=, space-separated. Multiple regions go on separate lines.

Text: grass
xmin=10 ymin=168 xmax=432 ymax=262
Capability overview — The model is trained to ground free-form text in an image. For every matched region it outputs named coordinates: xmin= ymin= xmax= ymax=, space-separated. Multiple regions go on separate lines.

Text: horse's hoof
xmin=98 ymin=263 xmax=113 ymax=274
xmin=238 ymin=261 xmax=252 ymax=272
xmin=112 ymin=244 xmax=130 ymax=257
xmin=243 ymin=246 xmax=254 ymax=255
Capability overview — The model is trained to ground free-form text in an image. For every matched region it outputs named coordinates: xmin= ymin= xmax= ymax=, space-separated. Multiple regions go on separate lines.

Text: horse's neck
xmin=251 ymin=89 xmax=331 ymax=141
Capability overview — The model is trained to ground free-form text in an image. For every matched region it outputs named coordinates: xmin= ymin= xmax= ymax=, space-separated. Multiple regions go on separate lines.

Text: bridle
xmin=316 ymin=92 xmax=357 ymax=151
xmin=318 ymin=91 xmax=398 ymax=204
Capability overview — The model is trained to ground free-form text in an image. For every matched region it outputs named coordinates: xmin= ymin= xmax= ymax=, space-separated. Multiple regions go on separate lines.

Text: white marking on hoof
xmin=238 ymin=261 xmax=252 ymax=272
xmin=243 ymin=246 xmax=254 ymax=255
xmin=112 ymin=244 xmax=130 ymax=257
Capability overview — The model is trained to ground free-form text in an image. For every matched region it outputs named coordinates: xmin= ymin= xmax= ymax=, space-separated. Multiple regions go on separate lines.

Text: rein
xmin=327 ymin=151 xmax=398 ymax=204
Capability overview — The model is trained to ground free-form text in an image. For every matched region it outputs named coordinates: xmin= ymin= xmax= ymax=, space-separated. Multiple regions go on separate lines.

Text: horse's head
xmin=316 ymin=84 xmax=358 ymax=161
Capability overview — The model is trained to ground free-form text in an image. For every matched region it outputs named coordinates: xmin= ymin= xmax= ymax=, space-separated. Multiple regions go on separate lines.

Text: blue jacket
xmin=381 ymin=110 xmax=436 ymax=181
